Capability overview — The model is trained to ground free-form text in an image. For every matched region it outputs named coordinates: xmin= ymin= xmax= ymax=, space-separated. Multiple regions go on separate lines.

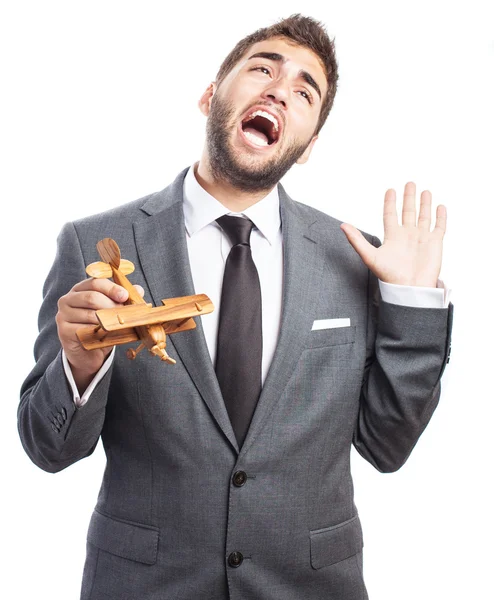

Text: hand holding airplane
xmin=76 ymin=238 xmax=214 ymax=365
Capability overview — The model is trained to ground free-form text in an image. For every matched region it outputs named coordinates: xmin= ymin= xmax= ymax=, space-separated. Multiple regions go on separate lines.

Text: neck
xmin=195 ymin=152 xmax=275 ymax=213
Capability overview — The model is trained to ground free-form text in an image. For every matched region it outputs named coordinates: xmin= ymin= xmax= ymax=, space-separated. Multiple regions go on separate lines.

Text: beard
xmin=206 ymin=93 xmax=314 ymax=194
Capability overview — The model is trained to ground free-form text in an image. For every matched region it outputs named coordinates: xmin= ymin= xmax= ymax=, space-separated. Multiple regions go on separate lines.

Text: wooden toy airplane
xmin=76 ymin=238 xmax=214 ymax=364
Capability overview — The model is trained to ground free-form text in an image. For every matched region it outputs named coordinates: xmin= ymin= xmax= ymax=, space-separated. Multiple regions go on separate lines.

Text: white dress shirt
xmin=63 ymin=164 xmax=451 ymax=407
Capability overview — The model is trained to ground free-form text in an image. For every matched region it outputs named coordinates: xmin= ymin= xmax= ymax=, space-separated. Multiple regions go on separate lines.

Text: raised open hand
xmin=340 ymin=182 xmax=447 ymax=287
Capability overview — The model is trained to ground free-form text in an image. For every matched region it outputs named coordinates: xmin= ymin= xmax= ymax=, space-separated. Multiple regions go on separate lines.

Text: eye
xmin=298 ymin=90 xmax=313 ymax=105
xmin=251 ymin=66 xmax=271 ymax=76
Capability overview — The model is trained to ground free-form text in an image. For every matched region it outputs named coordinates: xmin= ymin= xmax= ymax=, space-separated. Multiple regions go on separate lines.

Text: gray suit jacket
xmin=18 ymin=167 xmax=454 ymax=600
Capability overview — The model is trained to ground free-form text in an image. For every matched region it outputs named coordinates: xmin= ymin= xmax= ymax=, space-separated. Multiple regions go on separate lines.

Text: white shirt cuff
xmin=378 ymin=278 xmax=452 ymax=308
xmin=62 ymin=347 xmax=115 ymax=408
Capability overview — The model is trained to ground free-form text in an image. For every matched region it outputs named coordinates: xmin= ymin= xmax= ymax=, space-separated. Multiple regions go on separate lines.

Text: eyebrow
xmin=247 ymin=52 xmax=322 ymax=100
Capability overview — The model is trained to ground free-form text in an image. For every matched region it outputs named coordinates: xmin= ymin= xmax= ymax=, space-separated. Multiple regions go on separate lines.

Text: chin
xmin=207 ymin=122 xmax=305 ymax=193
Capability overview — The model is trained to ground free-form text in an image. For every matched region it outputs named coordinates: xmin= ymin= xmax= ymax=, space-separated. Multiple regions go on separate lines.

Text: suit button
xmin=232 ymin=471 xmax=247 ymax=487
xmin=228 ymin=551 xmax=243 ymax=568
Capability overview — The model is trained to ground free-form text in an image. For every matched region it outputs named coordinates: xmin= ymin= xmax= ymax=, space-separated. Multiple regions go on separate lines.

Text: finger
xmin=433 ymin=204 xmax=447 ymax=238
xmin=383 ymin=188 xmax=398 ymax=234
xmin=72 ymin=278 xmax=129 ymax=303
xmin=417 ymin=189 xmax=432 ymax=231
xmin=56 ymin=317 xmax=101 ymax=342
xmin=58 ymin=306 xmax=102 ymax=325
xmin=64 ymin=289 xmax=123 ymax=311
xmin=402 ymin=181 xmax=417 ymax=227
xmin=340 ymin=223 xmax=377 ymax=269
xmin=134 ymin=285 xmax=145 ymax=297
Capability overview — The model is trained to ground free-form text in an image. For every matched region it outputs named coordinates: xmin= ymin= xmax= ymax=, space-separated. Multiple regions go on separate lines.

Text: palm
xmin=340 ymin=182 xmax=447 ymax=287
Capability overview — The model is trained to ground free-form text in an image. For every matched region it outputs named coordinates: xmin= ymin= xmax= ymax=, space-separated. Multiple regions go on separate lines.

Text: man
xmin=18 ymin=14 xmax=453 ymax=600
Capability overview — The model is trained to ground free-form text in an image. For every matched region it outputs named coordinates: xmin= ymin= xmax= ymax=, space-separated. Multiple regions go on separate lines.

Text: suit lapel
xmin=132 ymin=169 xmax=329 ymax=457
xmin=133 ymin=168 xmax=239 ymax=453
xmin=240 ymin=184 xmax=326 ymax=456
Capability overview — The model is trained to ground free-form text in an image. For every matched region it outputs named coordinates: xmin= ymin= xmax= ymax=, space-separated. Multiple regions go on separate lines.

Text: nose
xmin=261 ymin=80 xmax=289 ymax=109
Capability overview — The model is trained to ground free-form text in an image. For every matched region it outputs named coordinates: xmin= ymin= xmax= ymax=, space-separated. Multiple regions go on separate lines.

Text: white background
xmin=2 ymin=1 xmax=493 ymax=598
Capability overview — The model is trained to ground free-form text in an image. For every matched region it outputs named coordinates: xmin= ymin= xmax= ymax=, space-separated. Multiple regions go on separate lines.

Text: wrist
xmin=69 ymin=361 xmax=100 ymax=396
xmin=380 ymin=277 xmax=438 ymax=288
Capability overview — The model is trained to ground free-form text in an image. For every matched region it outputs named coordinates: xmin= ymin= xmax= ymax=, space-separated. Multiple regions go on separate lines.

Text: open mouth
xmin=240 ymin=109 xmax=281 ymax=148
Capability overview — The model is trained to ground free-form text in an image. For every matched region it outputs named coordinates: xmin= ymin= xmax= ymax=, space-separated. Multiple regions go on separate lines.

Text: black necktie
xmin=215 ymin=215 xmax=262 ymax=448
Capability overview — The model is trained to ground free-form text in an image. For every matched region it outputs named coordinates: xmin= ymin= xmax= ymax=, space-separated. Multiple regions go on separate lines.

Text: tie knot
xmin=216 ymin=215 xmax=254 ymax=247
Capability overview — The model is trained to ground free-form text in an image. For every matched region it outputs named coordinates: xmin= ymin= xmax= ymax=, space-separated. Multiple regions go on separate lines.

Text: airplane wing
xmin=76 ymin=324 xmax=140 ymax=350
xmin=96 ymin=294 xmax=214 ymax=332
xmin=160 ymin=293 xmax=213 ymax=310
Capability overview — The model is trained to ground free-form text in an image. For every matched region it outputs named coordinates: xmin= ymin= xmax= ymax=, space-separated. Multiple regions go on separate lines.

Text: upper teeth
xmin=246 ymin=110 xmax=279 ymax=132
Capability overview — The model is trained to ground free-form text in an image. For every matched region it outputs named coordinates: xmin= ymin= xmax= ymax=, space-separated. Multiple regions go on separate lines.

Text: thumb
xmin=340 ymin=223 xmax=377 ymax=269
xmin=134 ymin=285 xmax=145 ymax=298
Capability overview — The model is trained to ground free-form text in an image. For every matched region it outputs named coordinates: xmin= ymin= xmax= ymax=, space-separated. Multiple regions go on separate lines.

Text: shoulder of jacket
xmin=290 ymin=198 xmax=378 ymax=245
xmin=71 ymin=192 xmax=155 ymax=230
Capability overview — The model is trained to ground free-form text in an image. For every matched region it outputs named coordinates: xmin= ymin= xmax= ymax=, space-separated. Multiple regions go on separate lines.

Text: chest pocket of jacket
xmin=310 ymin=514 xmax=363 ymax=569
xmin=304 ymin=325 xmax=356 ymax=350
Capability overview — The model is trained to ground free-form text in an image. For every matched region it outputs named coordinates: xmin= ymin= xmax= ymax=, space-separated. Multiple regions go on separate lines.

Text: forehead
xmin=230 ymin=37 xmax=327 ymax=94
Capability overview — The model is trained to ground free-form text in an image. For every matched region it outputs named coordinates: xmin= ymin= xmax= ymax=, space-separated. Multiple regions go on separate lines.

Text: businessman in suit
xmin=18 ymin=14 xmax=453 ymax=600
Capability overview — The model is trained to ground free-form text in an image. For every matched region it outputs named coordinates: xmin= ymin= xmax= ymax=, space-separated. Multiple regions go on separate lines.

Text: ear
xmin=198 ymin=82 xmax=217 ymax=117
xmin=296 ymin=135 xmax=318 ymax=165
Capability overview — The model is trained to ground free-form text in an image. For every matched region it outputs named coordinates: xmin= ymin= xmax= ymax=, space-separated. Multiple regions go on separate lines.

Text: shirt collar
xmin=183 ymin=163 xmax=281 ymax=246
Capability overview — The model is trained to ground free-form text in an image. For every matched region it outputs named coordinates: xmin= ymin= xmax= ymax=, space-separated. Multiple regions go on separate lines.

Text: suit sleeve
xmin=352 ymin=235 xmax=454 ymax=473
xmin=17 ymin=222 xmax=114 ymax=473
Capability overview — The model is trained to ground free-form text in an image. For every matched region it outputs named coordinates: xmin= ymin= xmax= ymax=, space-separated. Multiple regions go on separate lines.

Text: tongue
xmin=244 ymin=126 xmax=269 ymax=144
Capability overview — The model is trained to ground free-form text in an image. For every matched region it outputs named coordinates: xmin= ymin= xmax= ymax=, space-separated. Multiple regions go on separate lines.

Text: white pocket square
xmin=311 ymin=318 xmax=351 ymax=331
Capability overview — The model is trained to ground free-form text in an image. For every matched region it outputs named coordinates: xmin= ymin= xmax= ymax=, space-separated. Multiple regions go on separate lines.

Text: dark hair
xmin=215 ymin=14 xmax=339 ymax=136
